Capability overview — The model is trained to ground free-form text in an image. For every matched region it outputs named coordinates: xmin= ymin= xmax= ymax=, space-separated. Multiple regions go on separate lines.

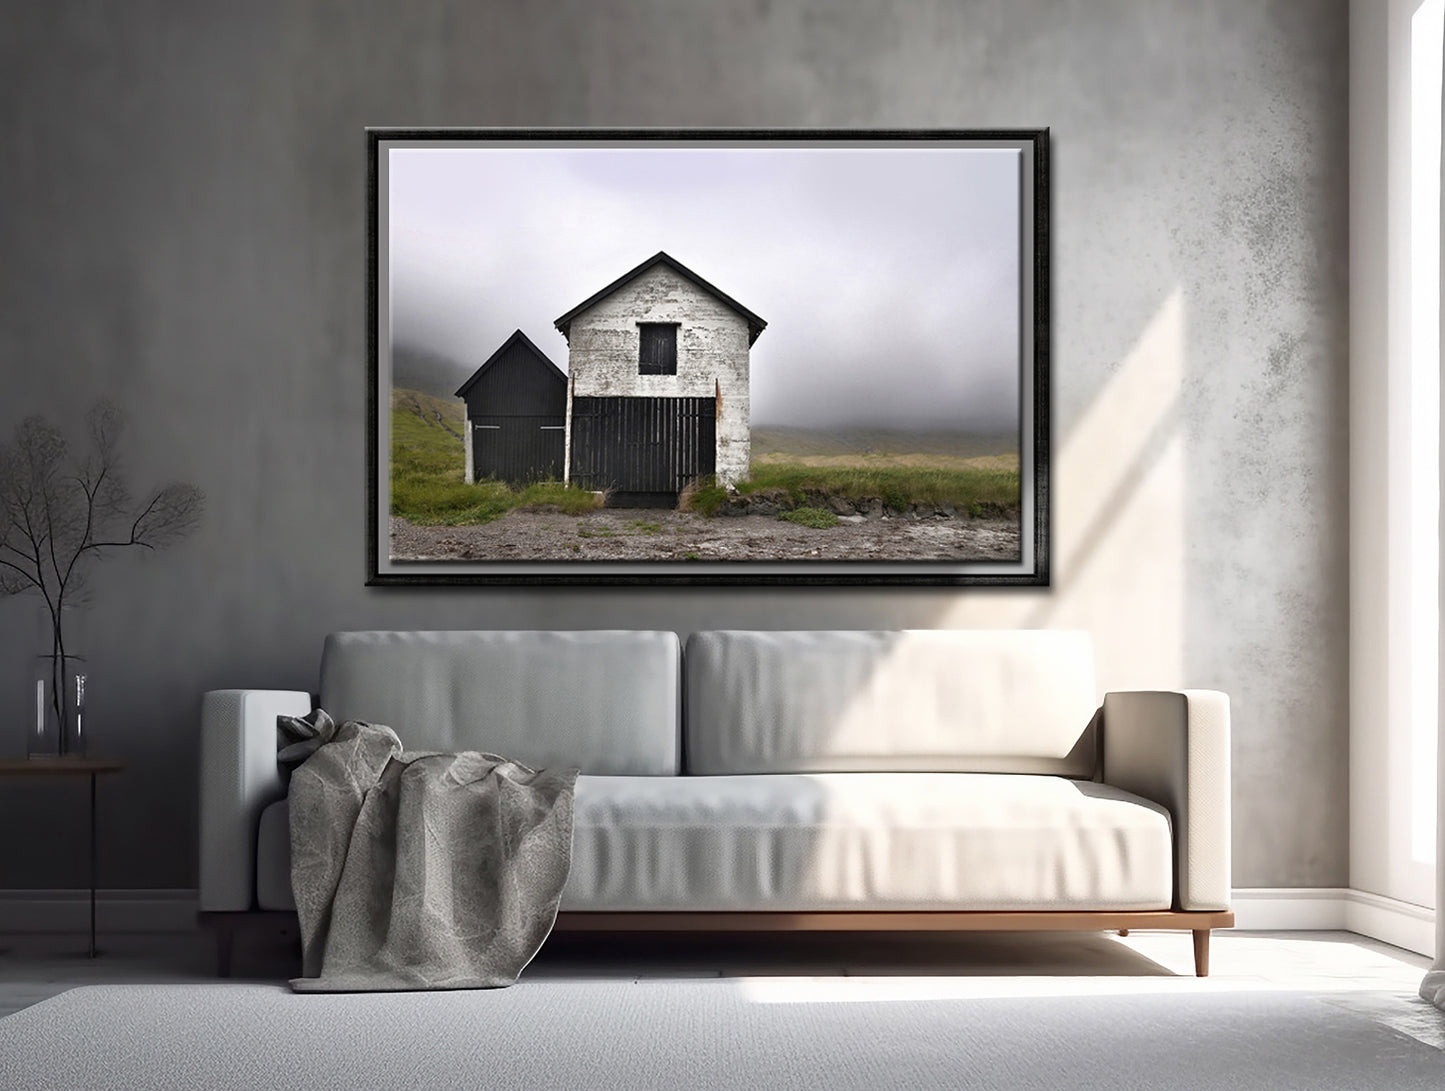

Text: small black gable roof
xmin=553 ymin=252 xmax=767 ymax=346
xmin=454 ymin=329 xmax=566 ymax=399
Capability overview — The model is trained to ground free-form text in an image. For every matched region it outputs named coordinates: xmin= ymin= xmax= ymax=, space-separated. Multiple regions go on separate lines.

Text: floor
xmin=0 ymin=926 xmax=1439 ymax=1049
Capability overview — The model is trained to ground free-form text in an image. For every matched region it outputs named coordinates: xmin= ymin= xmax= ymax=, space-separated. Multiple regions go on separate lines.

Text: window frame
xmin=637 ymin=322 xmax=679 ymax=376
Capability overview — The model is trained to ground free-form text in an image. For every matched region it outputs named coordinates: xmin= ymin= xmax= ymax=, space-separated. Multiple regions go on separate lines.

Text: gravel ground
xmin=389 ymin=508 xmax=1021 ymax=563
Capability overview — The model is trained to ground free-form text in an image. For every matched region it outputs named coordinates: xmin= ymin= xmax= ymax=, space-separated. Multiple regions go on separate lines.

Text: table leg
xmin=89 ymin=771 xmax=97 ymax=958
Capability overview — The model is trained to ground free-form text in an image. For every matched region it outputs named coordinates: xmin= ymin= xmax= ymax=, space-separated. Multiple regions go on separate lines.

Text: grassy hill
xmin=389 ymin=388 xmax=468 ymax=522
xmin=393 ymin=388 xmax=465 ymax=445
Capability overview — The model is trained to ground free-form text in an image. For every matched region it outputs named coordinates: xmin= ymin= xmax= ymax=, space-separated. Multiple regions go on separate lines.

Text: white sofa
xmin=198 ymin=629 xmax=1232 ymax=975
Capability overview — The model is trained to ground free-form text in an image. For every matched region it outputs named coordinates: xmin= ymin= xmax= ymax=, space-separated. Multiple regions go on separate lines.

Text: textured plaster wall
xmin=0 ymin=1 xmax=1347 ymax=892
xmin=565 ymin=265 xmax=752 ymax=485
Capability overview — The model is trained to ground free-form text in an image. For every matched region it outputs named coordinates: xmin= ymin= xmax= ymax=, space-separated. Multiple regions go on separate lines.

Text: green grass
xmin=679 ymin=482 xmax=729 ymax=517
xmin=742 ymin=462 xmax=1019 ymax=512
xmin=745 ymin=463 xmax=1018 ymax=509
xmin=677 ymin=460 xmax=1019 ymax=519
xmin=750 ymin=426 xmax=1016 ymax=460
xmin=777 ymin=507 xmax=839 ymax=529
xmin=389 ymin=387 xmax=603 ymax=526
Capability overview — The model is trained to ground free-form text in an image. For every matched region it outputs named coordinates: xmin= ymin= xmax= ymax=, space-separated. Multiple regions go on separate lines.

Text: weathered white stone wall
xmin=565 ymin=265 xmax=751 ymax=486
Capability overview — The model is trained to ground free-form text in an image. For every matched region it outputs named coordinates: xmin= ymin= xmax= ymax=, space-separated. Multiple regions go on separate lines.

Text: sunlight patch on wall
xmin=938 ymin=289 xmax=1187 ymax=695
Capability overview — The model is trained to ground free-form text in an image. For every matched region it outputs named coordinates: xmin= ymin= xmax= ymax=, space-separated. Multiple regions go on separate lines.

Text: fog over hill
xmin=391 ymin=342 xmax=474 ymax=400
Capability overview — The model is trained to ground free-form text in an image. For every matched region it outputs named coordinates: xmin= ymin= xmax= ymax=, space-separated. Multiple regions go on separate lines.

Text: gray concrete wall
xmin=0 ymin=0 xmax=1347 ymax=893
xmin=566 ymin=265 xmax=752 ymax=485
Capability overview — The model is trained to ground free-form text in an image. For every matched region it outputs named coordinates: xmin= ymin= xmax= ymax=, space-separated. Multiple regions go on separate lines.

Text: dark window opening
xmin=639 ymin=323 xmax=678 ymax=375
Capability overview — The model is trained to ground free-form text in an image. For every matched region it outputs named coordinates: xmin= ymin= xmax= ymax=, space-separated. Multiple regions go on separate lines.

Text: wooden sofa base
xmin=555 ymin=910 xmax=1233 ymax=977
xmin=201 ymin=909 xmax=1233 ymax=979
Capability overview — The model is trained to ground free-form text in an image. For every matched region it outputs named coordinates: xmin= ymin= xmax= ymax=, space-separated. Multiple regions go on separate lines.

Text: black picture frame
xmin=367 ymin=128 xmax=1049 ymax=586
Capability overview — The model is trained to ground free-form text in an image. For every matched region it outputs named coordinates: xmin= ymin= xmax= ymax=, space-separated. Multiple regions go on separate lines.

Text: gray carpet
xmin=0 ymin=980 xmax=1440 ymax=1090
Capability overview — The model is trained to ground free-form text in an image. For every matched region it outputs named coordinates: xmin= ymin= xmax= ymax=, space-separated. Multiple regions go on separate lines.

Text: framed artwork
xmin=367 ymin=128 xmax=1048 ymax=586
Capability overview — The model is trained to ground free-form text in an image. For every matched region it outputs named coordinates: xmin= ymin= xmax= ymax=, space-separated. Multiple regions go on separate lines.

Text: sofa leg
xmin=1192 ymin=929 xmax=1210 ymax=977
xmin=1117 ymin=929 xmax=1129 ymax=937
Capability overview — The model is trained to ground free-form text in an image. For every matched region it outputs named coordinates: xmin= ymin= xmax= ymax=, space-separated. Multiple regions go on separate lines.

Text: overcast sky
xmin=388 ymin=142 xmax=1022 ymax=433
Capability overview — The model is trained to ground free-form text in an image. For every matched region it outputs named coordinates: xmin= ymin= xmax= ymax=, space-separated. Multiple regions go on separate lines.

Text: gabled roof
xmin=455 ymin=329 xmax=567 ymax=399
xmin=553 ymin=251 xmax=767 ymax=346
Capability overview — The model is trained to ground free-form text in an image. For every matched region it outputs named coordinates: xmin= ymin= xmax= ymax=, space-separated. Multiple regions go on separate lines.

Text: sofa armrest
xmin=1101 ymin=690 xmax=1230 ymax=911
xmin=198 ymin=689 xmax=312 ymax=912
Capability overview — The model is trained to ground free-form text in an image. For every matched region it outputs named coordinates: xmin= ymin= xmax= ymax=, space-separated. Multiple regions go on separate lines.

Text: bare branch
xmin=0 ymin=402 xmax=205 ymax=631
xmin=87 ymin=401 xmax=124 ymax=460
xmin=133 ymin=483 xmax=204 ymax=547
xmin=82 ymin=401 xmax=131 ymax=523
xmin=0 ymin=538 xmax=43 ymax=588
xmin=0 ymin=553 xmax=42 ymax=595
xmin=0 ymin=429 xmax=56 ymax=578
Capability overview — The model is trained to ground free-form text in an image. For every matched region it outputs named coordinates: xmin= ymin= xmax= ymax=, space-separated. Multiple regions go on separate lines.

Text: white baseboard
xmin=1342 ymin=889 xmax=1436 ymax=958
xmin=0 ymin=889 xmax=197 ymax=934
xmin=1232 ymin=887 xmax=1436 ymax=957
xmin=1230 ymin=887 xmax=1352 ymax=930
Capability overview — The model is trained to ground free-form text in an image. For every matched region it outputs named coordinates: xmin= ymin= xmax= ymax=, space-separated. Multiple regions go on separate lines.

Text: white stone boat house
xmin=553 ymin=251 xmax=766 ymax=506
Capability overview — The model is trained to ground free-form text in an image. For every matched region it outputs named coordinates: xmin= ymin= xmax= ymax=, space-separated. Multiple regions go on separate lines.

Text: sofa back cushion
xmin=684 ymin=630 xmax=1098 ymax=776
xmin=319 ymin=630 xmax=681 ymax=775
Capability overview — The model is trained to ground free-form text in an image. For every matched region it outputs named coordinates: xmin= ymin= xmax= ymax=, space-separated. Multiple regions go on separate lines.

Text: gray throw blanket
xmin=277 ymin=709 xmax=577 ymax=992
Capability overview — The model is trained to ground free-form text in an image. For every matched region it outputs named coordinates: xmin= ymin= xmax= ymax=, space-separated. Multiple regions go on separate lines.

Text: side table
xmin=0 ymin=757 xmax=124 ymax=957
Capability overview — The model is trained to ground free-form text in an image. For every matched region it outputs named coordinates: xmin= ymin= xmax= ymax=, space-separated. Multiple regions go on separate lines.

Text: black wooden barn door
xmin=570 ymin=396 xmax=716 ymax=504
xmin=472 ymin=416 xmax=565 ymax=485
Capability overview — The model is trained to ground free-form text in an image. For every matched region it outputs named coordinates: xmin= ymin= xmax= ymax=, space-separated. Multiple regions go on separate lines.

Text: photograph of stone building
xmin=376 ymin=133 xmax=1044 ymax=581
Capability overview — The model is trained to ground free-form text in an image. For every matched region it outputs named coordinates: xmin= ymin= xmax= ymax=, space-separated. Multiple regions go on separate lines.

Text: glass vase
xmin=29 ymin=653 xmax=87 ymax=758
xmin=28 ymin=603 xmax=88 ymax=758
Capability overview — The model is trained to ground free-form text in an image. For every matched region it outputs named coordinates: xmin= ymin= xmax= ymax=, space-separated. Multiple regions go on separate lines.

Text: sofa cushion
xmin=685 ymin=630 xmax=1099 ymax=776
xmin=319 ymin=631 xmax=681 ymax=775
xmin=254 ymin=774 xmax=1172 ymax=913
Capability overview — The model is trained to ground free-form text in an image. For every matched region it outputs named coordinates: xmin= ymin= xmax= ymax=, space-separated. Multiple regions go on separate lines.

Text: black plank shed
xmin=455 ymin=330 xmax=567 ymax=486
